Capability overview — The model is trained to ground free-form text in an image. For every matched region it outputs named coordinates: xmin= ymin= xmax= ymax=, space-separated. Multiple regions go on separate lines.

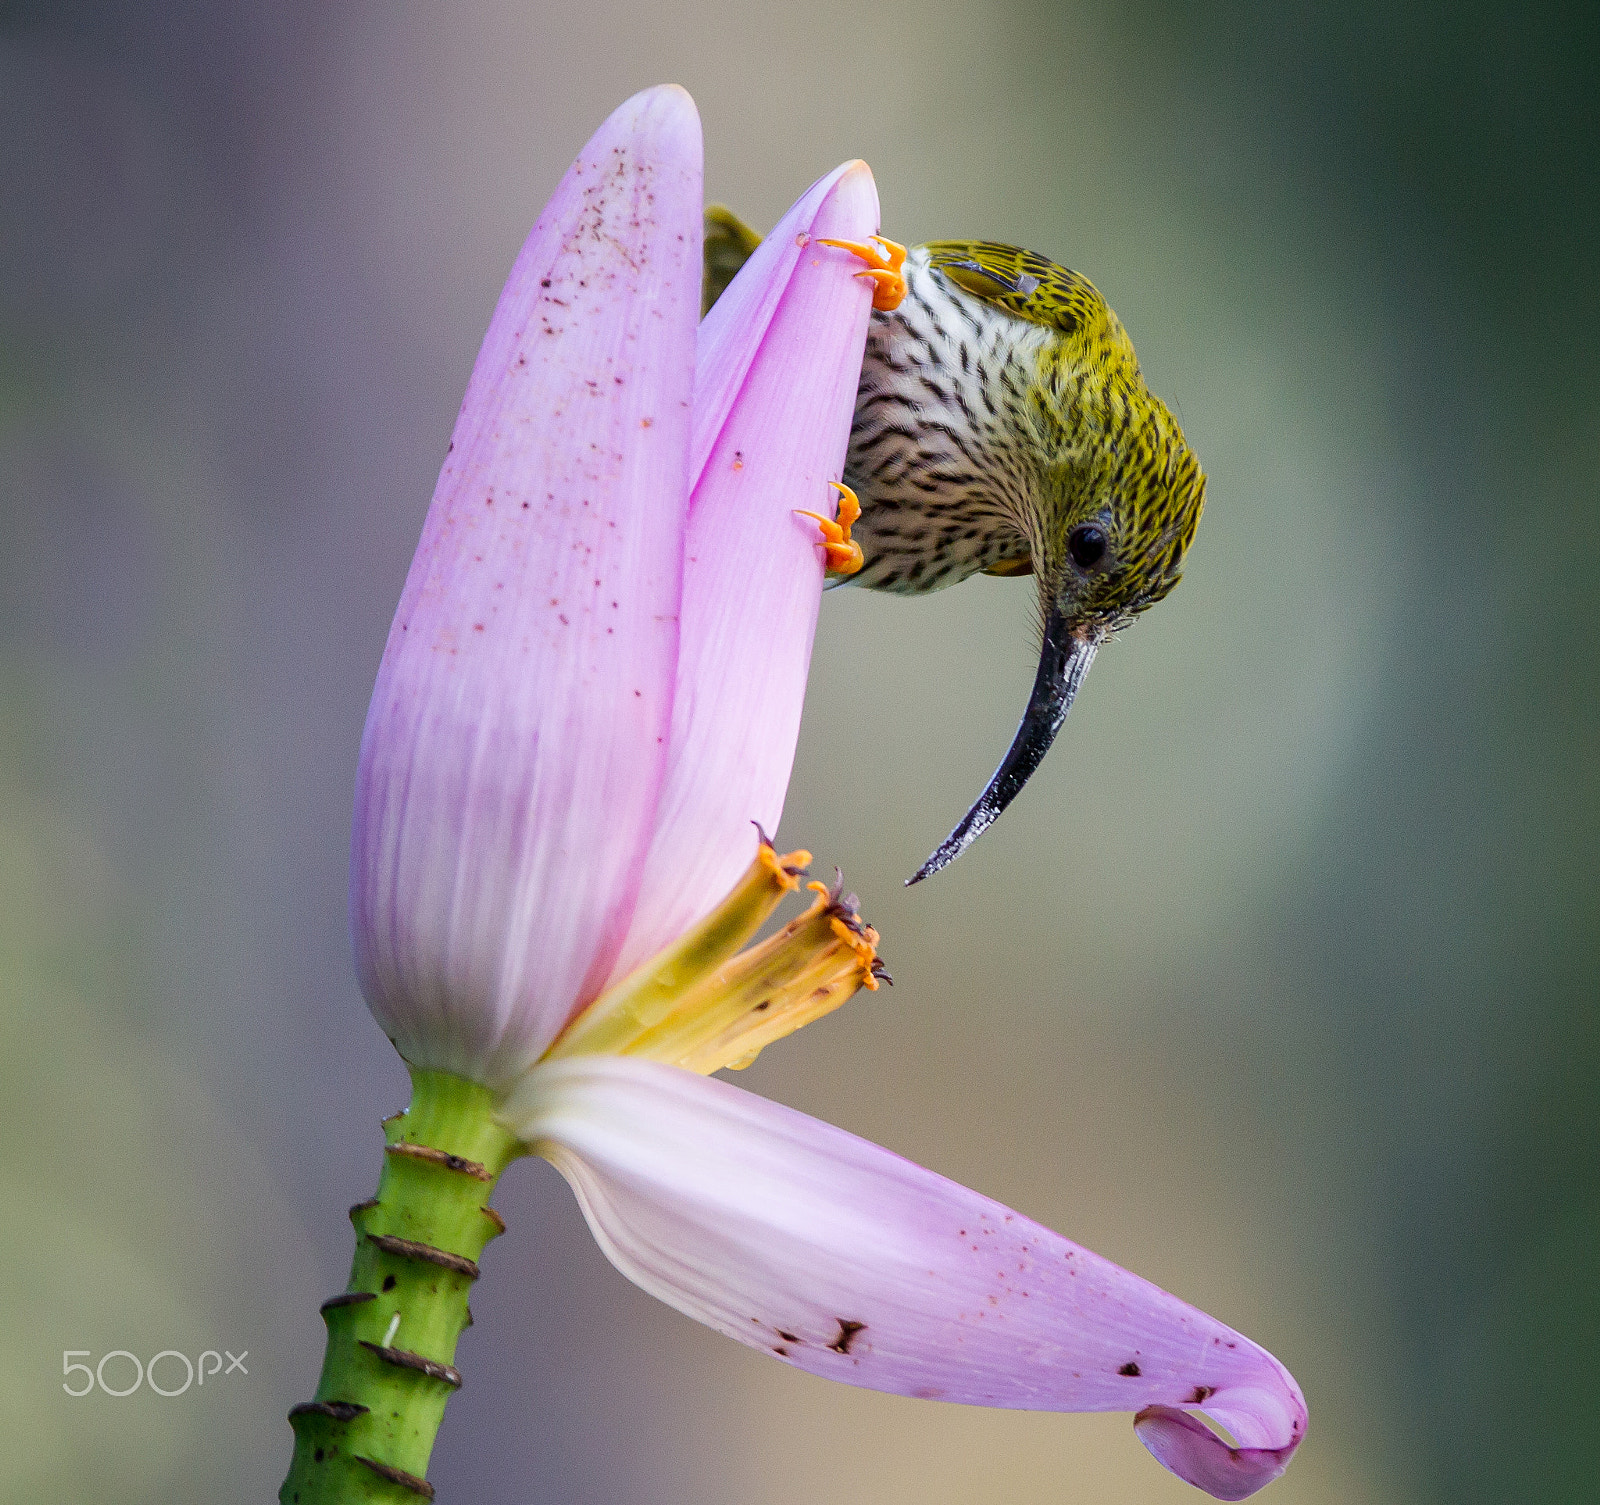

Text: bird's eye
xmin=1068 ymin=524 xmax=1108 ymax=570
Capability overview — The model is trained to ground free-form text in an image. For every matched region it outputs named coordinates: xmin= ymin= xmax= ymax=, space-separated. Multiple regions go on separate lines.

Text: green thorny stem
xmin=280 ymin=1069 xmax=524 ymax=1503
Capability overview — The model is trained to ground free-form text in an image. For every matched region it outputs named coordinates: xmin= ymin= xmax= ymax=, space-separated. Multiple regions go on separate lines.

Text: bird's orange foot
xmin=817 ymin=235 xmax=907 ymax=311
xmin=795 ymin=481 xmax=865 ymax=575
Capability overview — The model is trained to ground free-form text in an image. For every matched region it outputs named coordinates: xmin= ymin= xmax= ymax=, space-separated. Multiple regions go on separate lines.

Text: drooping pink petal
xmin=350 ymin=87 xmax=701 ymax=1088
xmin=501 ymin=1057 xmax=1305 ymax=1500
xmin=608 ymin=163 xmax=880 ymax=980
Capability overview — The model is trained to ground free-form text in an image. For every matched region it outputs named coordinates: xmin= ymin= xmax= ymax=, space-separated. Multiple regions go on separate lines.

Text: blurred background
xmin=3 ymin=1 xmax=1596 ymax=1501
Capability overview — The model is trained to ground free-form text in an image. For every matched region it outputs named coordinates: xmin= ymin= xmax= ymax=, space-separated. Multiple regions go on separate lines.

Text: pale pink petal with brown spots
xmin=350 ymin=87 xmax=700 ymax=1088
xmin=503 ymin=1057 xmax=1306 ymax=1498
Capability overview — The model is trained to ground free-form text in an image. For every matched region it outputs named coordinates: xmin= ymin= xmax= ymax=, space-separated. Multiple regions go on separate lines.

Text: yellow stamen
xmin=545 ymin=834 xmax=810 ymax=1062
xmin=620 ymin=879 xmax=885 ymax=1076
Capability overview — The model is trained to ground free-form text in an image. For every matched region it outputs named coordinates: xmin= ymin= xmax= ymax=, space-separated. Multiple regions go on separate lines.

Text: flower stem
xmin=280 ymin=1069 xmax=524 ymax=1503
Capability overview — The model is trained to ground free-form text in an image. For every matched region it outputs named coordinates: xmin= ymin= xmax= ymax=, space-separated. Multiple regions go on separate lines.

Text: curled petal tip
xmin=1134 ymin=1405 xmax=1302 ymax=1501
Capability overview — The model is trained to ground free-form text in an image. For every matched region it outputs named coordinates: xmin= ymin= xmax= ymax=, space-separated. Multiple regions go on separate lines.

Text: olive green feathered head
xmin=925 ymin=241 xmax=1207 ymax=639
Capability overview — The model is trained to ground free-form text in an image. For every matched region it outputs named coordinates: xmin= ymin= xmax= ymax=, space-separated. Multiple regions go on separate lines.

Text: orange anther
xmin=758 ymin=842 xmax=811 ymax=893
xmin=829 ymin=914 xmax=882 ymax=990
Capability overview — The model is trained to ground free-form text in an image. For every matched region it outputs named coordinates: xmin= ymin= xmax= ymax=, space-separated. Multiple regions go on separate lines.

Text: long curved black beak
xmin=908 ymin=609 xmax=1098 ymax=885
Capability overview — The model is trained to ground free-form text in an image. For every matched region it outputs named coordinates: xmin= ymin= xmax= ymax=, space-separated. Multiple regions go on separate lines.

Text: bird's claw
xmin=795 ymin=481 xmax=865 ymax=575
xmin=816 ymin=235 xmax=908 ymax=311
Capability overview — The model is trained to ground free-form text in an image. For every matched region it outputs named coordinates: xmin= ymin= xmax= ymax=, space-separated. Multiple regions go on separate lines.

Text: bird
xmin=704 ymin=208 xmax=1207 ymax=884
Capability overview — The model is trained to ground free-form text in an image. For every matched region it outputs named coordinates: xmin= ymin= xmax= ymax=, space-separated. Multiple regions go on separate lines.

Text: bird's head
xmin=911 ymin=265 xmax=1206 ymax=881
xmin=1033 ymin=345 xmax=1207 ymax=640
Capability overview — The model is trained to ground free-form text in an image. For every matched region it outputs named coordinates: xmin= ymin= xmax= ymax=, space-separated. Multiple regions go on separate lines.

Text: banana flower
xmin=283 ymin=86 xmax=1305 ymax=1505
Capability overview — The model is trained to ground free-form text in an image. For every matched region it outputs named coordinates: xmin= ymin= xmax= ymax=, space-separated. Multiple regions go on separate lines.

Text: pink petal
xmin=350 ymin=87 xmax=701 ymax=1088
xmin=689 ymin=162 xmax=869 ymax=480
xmin=609 ymin=163 xmax=880 ymax=979
xmin=503 ymin=1057 xmax=1306 ymax=1498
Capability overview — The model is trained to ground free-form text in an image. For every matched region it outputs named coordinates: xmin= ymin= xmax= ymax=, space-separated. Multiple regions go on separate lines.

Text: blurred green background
xmin=3 ymin=2 xmax=1596 ymax=1501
